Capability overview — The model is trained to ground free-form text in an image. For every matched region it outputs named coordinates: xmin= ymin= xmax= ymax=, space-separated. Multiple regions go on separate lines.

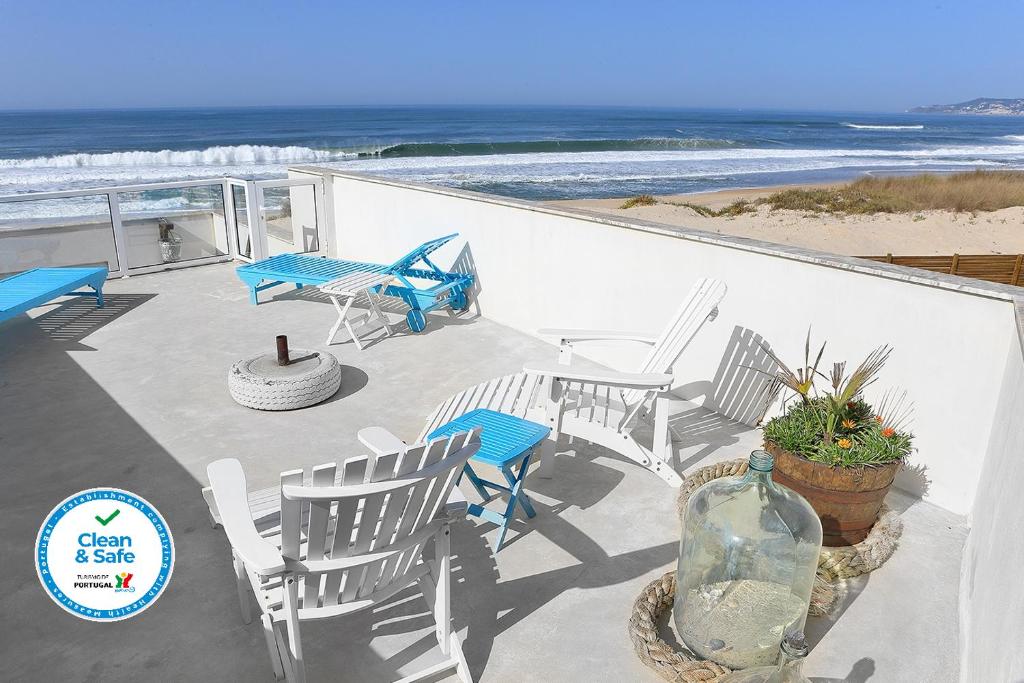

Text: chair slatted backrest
xmin=621 ymin=278 xmax=728 ymax=407
xmin=278 ymin=428 xmax=481 ymax=614
xmin=386 ymin=233 xmax=459 ymax=275
xmin=417 ymin=372 xmax=541 ymax=442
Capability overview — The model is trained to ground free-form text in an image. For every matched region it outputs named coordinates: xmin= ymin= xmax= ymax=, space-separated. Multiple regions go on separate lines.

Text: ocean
xmin=1 ymin=106 xmax=1023 ymax=204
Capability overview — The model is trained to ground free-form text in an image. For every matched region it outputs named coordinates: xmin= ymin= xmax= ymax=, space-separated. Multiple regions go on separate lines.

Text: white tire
xmin=228 ymin=349 xmax=342 ymax=410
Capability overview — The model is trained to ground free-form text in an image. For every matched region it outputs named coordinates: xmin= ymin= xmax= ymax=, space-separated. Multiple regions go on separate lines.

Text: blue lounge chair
xmin=235 ymin=233 xmax=473 ymax=332
xmin=0 ymin=266 xmax=107 ymax=326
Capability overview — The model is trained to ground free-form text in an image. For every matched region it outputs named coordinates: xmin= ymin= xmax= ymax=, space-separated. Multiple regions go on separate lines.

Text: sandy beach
xmin=551 ymin=184 xmax=1024 ymax=257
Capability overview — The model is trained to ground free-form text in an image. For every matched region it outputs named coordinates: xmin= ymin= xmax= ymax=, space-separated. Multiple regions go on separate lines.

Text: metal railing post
xmin=223 ymin=179 xmax=240 ymax=260
xmin=107 ymin=192 xmax=129 ymax=277
xmin=246 ymin=181 xmax=268 ymax=261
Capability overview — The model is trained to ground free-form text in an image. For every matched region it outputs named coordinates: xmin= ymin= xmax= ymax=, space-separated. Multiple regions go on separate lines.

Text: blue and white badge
xmin=35 ymin=488 xmax=174 ymax=621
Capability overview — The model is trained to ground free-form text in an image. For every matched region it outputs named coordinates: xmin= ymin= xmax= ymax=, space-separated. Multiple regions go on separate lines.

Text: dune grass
xmin=621 ymin=171 xmax=1024 ymax=216
xmin=619 ymin=194 xmax=657 ymax=209
xmin=666 ymin=200 xmax=755 ymax=217
xmin=757 ymin=171 xmax=1024 ymax=214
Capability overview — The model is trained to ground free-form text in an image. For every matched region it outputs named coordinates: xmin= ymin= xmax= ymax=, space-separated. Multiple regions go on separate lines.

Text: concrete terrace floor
xmin=0 ymin=263 xmax=966 ymax=682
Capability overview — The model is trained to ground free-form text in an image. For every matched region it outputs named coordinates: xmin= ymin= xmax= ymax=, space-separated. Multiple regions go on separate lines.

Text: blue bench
xmin=0 ymin=266 xmax=108 ymax=326
xmin=235 ymin=234 xmax=474 ymax=332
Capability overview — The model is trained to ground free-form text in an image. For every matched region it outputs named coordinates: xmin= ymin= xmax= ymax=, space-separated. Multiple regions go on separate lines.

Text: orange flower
xmin=841 ymin=419 xmax=857 ymax=429
xmin=837 ymin=438 xmax=853 ymax=449
xmin=874 ymin=415 xmax=884 ymax=424
xmin=881 ymin=427 xmax=896 ymax=438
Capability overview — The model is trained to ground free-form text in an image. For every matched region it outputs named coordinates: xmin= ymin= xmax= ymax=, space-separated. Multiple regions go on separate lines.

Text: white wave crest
xmin=1002 ymin=134 xmax=1024 ymax=142
xmin=842 ymin=123 xmax=924 ymax=130
xmin=0 ymin=144 xmax=354 ymax=169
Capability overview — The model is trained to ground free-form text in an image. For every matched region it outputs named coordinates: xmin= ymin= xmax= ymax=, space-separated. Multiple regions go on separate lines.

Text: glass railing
xmin=0 ymin=175 xmax=327 ymax=278
xmin=116 ymin=184 xmax=230 ymax=270
xmin=0 ymin=194 xmax=119 ymax=276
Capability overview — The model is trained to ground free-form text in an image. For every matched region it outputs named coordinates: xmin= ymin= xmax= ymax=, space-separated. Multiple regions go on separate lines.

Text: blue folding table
xmin=235 ymin=234 xmax=473 ymax=332
xmin=429 ymin=408 xmax=551 ymax=551
xmin=0 ymin=266 xmax=107 ymax=326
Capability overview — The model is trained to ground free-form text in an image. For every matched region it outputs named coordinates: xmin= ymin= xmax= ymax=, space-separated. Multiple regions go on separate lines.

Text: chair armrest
xmin=358 ymin=426 xmax=406 ymax=455
xmin=537 ymin=328 xmax=659 ymax=345
xmin=524 ymin=360 xmax=674 ymax=390
xmin=207 ymin=459 xmax=286 ymax=578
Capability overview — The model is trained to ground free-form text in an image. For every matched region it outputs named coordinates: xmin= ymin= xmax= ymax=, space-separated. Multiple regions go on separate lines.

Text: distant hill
xmin=910 ymin=98 xmax=1024 ymax=115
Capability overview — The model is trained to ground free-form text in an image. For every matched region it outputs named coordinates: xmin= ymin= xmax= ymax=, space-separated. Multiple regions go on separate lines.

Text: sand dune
xmin=551 ymin=185 xmax=1024 ymax=257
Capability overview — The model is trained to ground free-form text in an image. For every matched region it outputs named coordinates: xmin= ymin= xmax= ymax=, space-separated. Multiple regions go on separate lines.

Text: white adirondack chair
xmin=369 ymin=279 xmax=726 ymax=489
xmin=204 ymin=429 xmax=482 ymax=683
xmin=524 ymin=277 xmax=727 ymax=486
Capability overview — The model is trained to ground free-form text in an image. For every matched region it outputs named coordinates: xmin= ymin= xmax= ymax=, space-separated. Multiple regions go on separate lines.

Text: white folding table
xmin=319 ymin=271 xmax=397 ymax=349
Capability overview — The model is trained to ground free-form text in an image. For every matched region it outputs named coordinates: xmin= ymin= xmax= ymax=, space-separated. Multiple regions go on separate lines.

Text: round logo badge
xmin=35 ymin=488 xmax=174 ymax=621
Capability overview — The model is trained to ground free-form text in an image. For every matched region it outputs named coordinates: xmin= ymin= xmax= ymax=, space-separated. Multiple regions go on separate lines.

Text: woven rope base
xmin=628 ymin=459 xmax=904 ymax=682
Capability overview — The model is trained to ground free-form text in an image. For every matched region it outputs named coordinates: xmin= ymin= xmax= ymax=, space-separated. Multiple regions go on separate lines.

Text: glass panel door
xmin=255 ymin=179 xmax=324 ymax=257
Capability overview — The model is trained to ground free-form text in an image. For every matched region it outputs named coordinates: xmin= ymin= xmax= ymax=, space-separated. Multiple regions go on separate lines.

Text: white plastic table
xmin=319 ymin=271 xmax=396 ymax=349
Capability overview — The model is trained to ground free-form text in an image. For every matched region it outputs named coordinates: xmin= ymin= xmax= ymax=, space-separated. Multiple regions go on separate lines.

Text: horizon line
xmin=0 ymin=103 xmax=923 ymax=115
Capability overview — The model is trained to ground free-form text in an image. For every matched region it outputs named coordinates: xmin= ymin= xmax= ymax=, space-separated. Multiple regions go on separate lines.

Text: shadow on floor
xmin=22 ymin=293 xmax=157 ymax=349
xmin=0 ymin=314 xmax=412 ymax=682
xmin=805 ymin=573 xmax=872 ymax=650
xmin=810 ymin=657 xmax=876 ymax=682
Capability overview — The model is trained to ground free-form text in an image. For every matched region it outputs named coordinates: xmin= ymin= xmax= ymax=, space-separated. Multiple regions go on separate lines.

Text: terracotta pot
xmin=765 ymin=441 xmax=900 ymax=546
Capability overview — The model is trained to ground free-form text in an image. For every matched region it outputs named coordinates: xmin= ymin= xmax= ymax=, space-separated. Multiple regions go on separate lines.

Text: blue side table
xmin=428 ymin=408 xmax=550 ymax=550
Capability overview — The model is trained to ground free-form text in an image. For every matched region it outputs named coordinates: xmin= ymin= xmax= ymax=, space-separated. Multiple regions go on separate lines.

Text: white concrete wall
xmin=959 ymin=305 xmax=1024 ymax=682
xmin=314 ymin=169 xmax=1019 ymax=518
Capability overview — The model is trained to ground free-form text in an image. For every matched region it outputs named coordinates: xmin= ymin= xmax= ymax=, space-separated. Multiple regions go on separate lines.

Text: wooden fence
xmin=861 ymin=253 xmax=1023 ymax=288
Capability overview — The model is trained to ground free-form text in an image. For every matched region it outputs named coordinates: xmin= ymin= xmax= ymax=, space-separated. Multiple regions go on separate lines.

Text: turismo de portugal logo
xmin=35 ymin=488 xmax=174 ymax=621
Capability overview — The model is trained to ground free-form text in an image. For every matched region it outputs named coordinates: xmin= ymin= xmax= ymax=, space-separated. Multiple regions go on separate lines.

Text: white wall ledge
xmin=292 ymin=165 xmax=1024 ymax=304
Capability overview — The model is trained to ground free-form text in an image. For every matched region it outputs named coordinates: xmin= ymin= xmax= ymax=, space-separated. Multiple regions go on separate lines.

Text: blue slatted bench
xmin=235 ymin=233 xmax=474 ymax=332
xmin=0 ymin=266 xmax=108 ymax=326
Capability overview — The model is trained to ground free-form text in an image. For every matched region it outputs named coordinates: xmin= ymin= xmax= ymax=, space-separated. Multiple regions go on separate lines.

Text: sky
xmin=1 ymin=0 xmax=1022 ymax=112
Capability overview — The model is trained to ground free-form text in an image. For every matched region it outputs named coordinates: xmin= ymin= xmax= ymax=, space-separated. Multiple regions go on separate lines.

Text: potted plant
xmin=757 ymin=333 xmax=913 ymax=546
xmin=158 ymin=218 xmax=183 ymax=263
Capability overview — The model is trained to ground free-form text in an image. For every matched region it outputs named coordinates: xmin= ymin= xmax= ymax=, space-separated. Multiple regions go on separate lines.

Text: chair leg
xmin=539 ymin=377 xmax=563 ymax=479
xmin=200 ymin=486 xmax=221 ymax=529
xmin=261 ymin=614 xmax=287 ymax=681
xmin=448 ymin=632 xmax=473 ymax=683
xmin=282 ymin=576 xmax=306 ymax=683
xmin=232 ymin=551 xmax=252 ymax=624
xmin=433 ymin=525 xmax=452 ymax=655
xmin=653 ymin=394 xmax=672 ymax=467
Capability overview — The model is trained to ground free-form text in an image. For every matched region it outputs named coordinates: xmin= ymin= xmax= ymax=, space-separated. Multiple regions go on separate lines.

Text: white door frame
xmin=252 ymin=177 xmax=327 ymax=260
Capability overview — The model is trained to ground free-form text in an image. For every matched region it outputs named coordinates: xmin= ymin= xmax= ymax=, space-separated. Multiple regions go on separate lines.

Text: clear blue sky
xmin=1 ymin=0 xmax=1022 ymax=111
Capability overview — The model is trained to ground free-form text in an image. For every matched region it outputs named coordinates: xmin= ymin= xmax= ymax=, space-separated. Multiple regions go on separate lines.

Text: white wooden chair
xmin=369 ymin=279 xmax=726 ymax=489
xmin=204 ymin=429 xmax=481 ymax=683
xmin=525 ymin=277 xmax=727 ymax=486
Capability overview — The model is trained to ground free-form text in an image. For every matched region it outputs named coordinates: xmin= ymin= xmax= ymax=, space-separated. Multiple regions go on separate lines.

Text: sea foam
xmin=0 ymin=145 xmax=356 ymax=169
xmin=842 ymin=123 xmax=925 ymax=130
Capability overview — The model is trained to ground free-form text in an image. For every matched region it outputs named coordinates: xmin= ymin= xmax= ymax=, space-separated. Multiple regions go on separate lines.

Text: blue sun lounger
xmin=235 ymin=233 xmax=474 ymax=332
xmin=0 ymin=266 xmax=107 ymax=326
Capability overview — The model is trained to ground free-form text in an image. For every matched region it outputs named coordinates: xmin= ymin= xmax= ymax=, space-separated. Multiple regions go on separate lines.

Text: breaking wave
xmin=0 ymin=145 xmax=357 ymax=169
xmin=360 ymin=138 xmax=737 ymax=158
xmin=842 ymin=123 xmax=925 ymax=130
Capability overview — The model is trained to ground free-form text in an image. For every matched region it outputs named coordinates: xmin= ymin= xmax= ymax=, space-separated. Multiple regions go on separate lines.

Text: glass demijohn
xmin=674 ymin=450 xmax=822 ymax=669
xmin=719 ymin=631 xmax=813 ymax=683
